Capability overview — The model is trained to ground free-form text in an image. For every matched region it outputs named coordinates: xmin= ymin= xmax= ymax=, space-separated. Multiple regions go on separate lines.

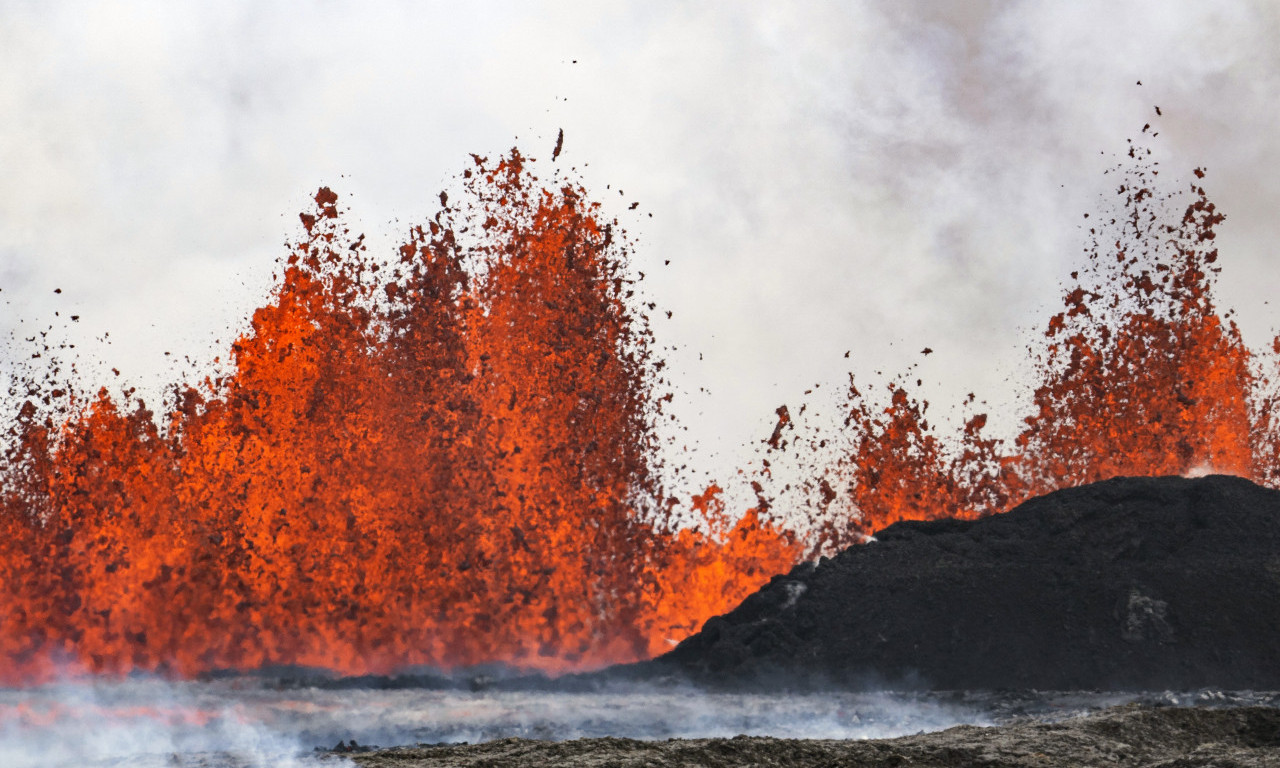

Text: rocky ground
xmin=643 ymin=475 xmax=1280 ymax=691
xmin=350 ymin=703 xmax=1280 ymax=767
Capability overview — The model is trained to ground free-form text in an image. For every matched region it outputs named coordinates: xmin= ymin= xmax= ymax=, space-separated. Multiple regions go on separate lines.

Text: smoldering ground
xmin=6 ymin=676 xmax=1280 ymax=767
xmin=351 ymin=704 xmax=1280 ymax=768
xmin=1 ymin=677 xmax=994 ymax=766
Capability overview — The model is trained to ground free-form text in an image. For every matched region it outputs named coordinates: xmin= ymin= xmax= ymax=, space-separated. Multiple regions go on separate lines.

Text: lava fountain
xmin=3 ymin=128 xmax=1280 ymax=688
xmin=0 ymin=150 xmax=799 ymax=685
xmin=767 ymin=134 xmax=1280 ymax=553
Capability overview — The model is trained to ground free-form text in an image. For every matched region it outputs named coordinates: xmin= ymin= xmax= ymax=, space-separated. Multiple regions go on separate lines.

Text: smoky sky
xmin=2 ymin=1 xmax=1278 ymax=490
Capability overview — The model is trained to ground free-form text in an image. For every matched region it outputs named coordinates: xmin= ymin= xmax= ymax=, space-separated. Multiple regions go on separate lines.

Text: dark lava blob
xmin=649 ymin=474 xmax=1280 ymax=691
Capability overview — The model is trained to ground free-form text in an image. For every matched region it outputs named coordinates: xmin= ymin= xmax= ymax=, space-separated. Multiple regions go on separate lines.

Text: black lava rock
xmin=648 ymin=475 xmax=1280 ymax=691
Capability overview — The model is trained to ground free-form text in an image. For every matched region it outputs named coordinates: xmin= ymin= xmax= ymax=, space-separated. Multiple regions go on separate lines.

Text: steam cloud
xmin=2 ymin=2 xmax=1278 ymax=490
xmin=0 ymin=678 xmax=352 ymax=768
xmin=1 ymin=677 xmax=997 ymax=766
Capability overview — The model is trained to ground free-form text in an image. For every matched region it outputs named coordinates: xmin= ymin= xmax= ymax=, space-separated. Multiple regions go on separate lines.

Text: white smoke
xmin=0 ymin=677 xmax=999 ymax=765
xmin=2 ymin=1 xmax=1279 ymax=497
xmin=0 ymin=678 xmax=353 ymax=768
xmin=5 ymin=672 xmax=1268 ymax=764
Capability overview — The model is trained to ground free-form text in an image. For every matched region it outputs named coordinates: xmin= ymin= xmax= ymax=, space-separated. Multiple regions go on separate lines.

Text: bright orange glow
xmin=787 ymin=152 xmax=1278 ymax=550
xmin=636 ymin=485 xmax=801 ymax=657
xmin=3 ymin=142 xmax=1276 ymax=684
xmin=0 ymin=151 xmax=798 ymax=684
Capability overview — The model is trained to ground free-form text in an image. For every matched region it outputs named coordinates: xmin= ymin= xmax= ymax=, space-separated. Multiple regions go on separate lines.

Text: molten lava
xmin=2 ymin=133 xmax=1277 ymax=684
xmin=0 ymin=151 xmax=799 ymax=683
xmin=778 ymin=143 xmax=1280 ymax=550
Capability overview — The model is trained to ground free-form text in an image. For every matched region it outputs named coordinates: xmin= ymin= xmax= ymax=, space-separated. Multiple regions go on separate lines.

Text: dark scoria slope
xmin=650 ymin=475 xmax=1280 ymax=690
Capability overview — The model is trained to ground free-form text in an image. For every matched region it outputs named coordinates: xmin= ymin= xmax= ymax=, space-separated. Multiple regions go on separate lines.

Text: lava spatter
xmin=4 ymin=130 xmax=1279 ymax=685
xmin=768 ymin=136 xmax=1279 ymax=550
xmin=0 ymin=150 xmax=799 ymax=684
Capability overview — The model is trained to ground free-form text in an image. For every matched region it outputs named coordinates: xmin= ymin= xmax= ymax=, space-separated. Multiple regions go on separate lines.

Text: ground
xmin=350 ymin=704 xmax=1280 ymax=767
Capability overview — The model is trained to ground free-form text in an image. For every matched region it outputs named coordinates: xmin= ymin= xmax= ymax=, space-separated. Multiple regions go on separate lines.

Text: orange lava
xmin=779 ymin=143 xmax=1280 ymax=550
xmin=0 ymin=150 xmax=799 ymax=684
xmin=3 ymin=134 xmax=1276 ymax=684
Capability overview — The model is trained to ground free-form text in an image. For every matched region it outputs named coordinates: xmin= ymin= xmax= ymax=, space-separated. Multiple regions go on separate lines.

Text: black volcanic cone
xmin=649 ymin=475 xmax=1280 ymax=691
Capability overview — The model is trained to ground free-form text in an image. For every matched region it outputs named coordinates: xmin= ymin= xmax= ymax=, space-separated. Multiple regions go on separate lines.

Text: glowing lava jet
xmin=777 ymin=144 xmax=1278 ymax=552
xmin=2 ymin=134 xmax=1276 ymax=686
xmin=0 ymin=151 xmax=798 ymax=684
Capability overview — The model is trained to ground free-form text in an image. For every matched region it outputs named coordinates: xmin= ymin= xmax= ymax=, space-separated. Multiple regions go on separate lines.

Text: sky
xmin=2 ymin=1 xmax=1279 ymax=497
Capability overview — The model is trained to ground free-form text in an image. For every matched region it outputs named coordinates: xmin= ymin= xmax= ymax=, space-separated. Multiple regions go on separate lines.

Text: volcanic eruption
xmin=2 ymin=125 xmax=1279 ymax=690
xmin=764 ymin=134 xmax=1280 ymax=554
xmin=0 ymin=149 xmax=799 ymax=685
xmin=636 ymin=130 xmax=1280 ymax=693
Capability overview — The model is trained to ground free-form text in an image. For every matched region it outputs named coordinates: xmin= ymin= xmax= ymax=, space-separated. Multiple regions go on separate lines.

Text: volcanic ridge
xmin=640 ymin=474 xmax=1280 ymax=691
